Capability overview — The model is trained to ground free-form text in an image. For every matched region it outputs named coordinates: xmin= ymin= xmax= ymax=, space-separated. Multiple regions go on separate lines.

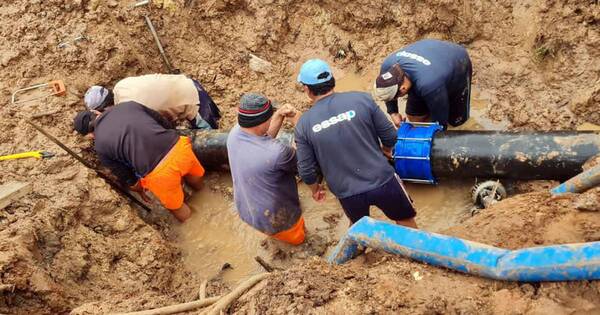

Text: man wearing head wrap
xmin=73 ymin=102 xmax=205 ymax=222
xmin=295 ymin=59 xmax=417 ymax=229
xmin=373 ymin=39 xmax=472 ymax=129
xmin=83 ymin=74 xmax=221 ymax=129
xmin=226 ymin=92 xmax=305 ymax=245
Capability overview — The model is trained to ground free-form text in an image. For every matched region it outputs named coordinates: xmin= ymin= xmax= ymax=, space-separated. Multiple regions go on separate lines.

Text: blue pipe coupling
xmin=394 ymin=122 xmax=443 ymax=184
xmin=328 ymin=217 xmax=600 ymax=282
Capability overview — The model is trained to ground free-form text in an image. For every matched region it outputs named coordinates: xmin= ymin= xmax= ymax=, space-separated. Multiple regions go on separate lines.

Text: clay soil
xmin=1 ymin=0 xmax=600 ymax=314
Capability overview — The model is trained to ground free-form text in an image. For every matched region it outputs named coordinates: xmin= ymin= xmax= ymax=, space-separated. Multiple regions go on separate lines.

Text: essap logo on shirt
xmin=397 ymin=50 xmax=431 ymax=66
xmin=312 ymin=110 xmax=356 ymax=133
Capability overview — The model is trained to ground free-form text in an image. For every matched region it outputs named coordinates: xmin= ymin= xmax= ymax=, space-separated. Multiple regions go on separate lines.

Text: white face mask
xmin=373 ymin=83 xmax=399 ymax=102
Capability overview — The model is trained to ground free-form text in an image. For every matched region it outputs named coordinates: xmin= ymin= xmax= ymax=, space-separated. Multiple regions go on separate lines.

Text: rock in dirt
xmin=569 ymin=84 xmax=600 ymax=125
xmin=583 ymin=154 xmax=600 ymax=171
xmin=0 ymin=50 xmax=19 ymax=67
xmin=249 ymin=54 xmax=273 ymax=74
xmin=573 ymin=187 xmax=600 ymax=212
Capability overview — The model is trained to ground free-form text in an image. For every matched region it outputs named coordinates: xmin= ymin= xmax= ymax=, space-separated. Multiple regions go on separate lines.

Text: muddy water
xmin=176 ymin=174 xmax=347 ymax=285
xmin=176 ymin=70 xmax=501 ymax=285
xmin=175 ymin=176 xmax=265 ymax=284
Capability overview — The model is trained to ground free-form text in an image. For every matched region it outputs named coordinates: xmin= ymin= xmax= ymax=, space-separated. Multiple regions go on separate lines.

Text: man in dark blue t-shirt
xmin=373 ymin=39 xmax=472 ymax=128
xmin=295 ymin=59 xmax=417 ymax=229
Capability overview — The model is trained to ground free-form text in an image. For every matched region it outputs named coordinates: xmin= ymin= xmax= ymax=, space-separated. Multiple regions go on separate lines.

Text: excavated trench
xmin=1 ymin=0 xmax=600 ymax=314
xmin=177 ymin=72 xmax=501 ymax=285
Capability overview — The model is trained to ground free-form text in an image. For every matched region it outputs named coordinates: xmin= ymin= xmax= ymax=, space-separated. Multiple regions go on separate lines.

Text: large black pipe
xmin=181 ymin=130 xmax=600 ymax=181
xmin=179 ymin=130 xmax=294 ymax=170
xmin=431 ymin=131 xmax=600 ymax=181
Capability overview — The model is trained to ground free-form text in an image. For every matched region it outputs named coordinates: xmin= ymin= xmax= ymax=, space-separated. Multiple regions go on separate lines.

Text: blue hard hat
xmin=297 ymin=59 xmax=333 ymax=85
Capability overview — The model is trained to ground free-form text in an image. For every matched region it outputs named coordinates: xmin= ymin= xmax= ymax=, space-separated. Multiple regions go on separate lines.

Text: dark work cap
xmin=73 ymin=111 xmax=98 ymax=135
xmin=373 ymin=63 xmax=405 ymax=102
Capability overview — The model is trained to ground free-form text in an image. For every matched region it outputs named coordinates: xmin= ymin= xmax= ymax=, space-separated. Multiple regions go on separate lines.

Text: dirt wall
xmin=0 ymin=0 xmax=599 ymax=314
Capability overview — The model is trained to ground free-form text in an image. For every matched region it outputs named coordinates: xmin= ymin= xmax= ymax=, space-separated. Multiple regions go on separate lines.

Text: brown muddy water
xmin=176 ymin=70 xmax=504 ymax=285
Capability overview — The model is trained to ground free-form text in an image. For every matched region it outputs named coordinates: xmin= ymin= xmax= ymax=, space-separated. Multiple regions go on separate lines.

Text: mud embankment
xmin=0 ymin=0 xmax=599 ymax=314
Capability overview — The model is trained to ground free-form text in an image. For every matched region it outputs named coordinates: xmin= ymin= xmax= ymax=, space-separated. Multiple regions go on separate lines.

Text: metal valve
xmin=471 ymin=180 xmax=507 ymax=211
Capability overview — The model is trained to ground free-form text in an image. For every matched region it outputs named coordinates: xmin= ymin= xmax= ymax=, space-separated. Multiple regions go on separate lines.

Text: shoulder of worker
xmin=295 ymin=110 xmax=311 ymax=132
xmin=98 ymin=101 xmax=152 ymax=121
xmin=400 ymin=39 xmax=468 ymax=57
xmin=385 ymin=39 xmax=468 ymax=71
xmin=226 ymin=125 xmax=260 ymax=148
xmin=296 ymin=92 xmax=374 ymax=124
xmin=114 ymin=73 xmax=192 ymax=88
xmin=331 ymin=91 xmax=378 ymax=109
xmin=335 ymin=90 xmax=372 ymax=99
xmin=114 ymin=100 xmax=146 ymax=110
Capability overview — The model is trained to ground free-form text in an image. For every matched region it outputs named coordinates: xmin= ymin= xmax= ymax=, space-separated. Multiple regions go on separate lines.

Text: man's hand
xmin=130 ymin=181 xmax=151 ymax=202
xmin=390 ymin=113 xmax=404 ymax=128
xmin=311 ymin=183 xmax=326 ymax=202
xmin=269 ymin=104 xmax=301 ymax=138
xmin=275 ymin=104 xmax=297 ymax=118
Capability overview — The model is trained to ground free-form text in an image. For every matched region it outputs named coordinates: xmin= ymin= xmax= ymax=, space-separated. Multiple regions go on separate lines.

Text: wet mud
xmin=2 ymin=0 xmax=600 ymax=314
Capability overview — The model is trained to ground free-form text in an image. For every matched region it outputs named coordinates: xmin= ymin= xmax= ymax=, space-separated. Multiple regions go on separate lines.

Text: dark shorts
xmin=448 ymin=70 xmax=472 ymax=127
xmin=339 ymin=174 xmax=416 ymax=223
xmin=405 ymin=62 xmax=472 ymax=127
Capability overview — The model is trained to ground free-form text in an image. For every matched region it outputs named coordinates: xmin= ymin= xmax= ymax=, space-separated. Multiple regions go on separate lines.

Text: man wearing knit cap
xmin=83 ymin=74 xmax=221 ymax=129
xmin=296 ymin=59 xmax=418 ymax=229
xmin=227 ymin=92 xmax=305 ymax=245
xmin=72 ymin=102 xmax=205 ymax=222
xmin=373 ymin=39 xmax=472 ymax=128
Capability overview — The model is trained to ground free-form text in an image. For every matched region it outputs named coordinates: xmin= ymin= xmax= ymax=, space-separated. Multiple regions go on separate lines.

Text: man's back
xmin=381 ymin=39 xmax=469 ymax=96
xmin=295 ymin=92 xmax=397 ymax=198
xmin=94 ymin=102 xmax=179 ymax=181
xmin=113 ymin=74 xmax=200 ymax=120
xmin=227 ymin=126 xmax=300 ymax=235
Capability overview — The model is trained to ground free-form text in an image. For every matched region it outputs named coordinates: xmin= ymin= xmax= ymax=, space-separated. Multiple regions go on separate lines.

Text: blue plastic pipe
xmin=551 ymin=164 xmax=600 ymax=195
xmin=328 ymin=217 xmax=600 ymax=282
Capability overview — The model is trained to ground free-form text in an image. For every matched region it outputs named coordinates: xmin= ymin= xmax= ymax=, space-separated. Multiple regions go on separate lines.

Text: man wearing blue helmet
xmin=295 ymin=59 xmax=418 ymax=228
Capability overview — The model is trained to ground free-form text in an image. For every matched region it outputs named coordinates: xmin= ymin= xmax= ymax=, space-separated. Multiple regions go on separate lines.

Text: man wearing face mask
xmin=373 ymin=39 xmax=472 ymax=129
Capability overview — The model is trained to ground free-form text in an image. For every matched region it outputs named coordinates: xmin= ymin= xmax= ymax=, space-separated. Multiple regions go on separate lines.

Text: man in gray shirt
xmin=227 ymin=93 xmax=305 ymax=245
xmin=295 ymin=59 xmax=418 ymax=228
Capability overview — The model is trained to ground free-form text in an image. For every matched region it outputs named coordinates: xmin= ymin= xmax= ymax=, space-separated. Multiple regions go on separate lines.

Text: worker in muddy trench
xmin=295 ymin=59 xmax=418 ymax=228
xmin=227 ymin=93 xmax=306 ymax=245
xmin=73 ymin=102 xmax=205 ymax=222
xmin=83 ymin=73 xmax=221 ymax=129
xmin=373 ymin=39 xmax=472 ymax=129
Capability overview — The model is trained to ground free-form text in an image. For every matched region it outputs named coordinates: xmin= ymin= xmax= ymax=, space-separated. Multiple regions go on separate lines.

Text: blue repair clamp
xmin=393 ymin=122 xmax=443 ymax=184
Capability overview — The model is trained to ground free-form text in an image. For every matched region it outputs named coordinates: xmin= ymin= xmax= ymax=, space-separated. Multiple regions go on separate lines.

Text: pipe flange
xmin=472 ymin=180 xmax=507 ymax=209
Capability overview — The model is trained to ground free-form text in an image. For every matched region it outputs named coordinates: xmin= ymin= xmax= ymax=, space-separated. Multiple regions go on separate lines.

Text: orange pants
xmin=141 ymin=136 xmax=205 ymax=210
xmin=271 ymin=216 xmax=306 ymax=245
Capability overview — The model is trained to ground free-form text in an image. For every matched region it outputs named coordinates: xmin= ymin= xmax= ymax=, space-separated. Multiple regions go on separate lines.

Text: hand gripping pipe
xmin=328 ymin=217 xmax=600 ymax=282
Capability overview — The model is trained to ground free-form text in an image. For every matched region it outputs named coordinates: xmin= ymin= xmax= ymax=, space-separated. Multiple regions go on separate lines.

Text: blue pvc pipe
xmin=328 ymin=217 xmax=600 ymax=282
xmin=551 ymin=164 xmax=600 ymax=195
